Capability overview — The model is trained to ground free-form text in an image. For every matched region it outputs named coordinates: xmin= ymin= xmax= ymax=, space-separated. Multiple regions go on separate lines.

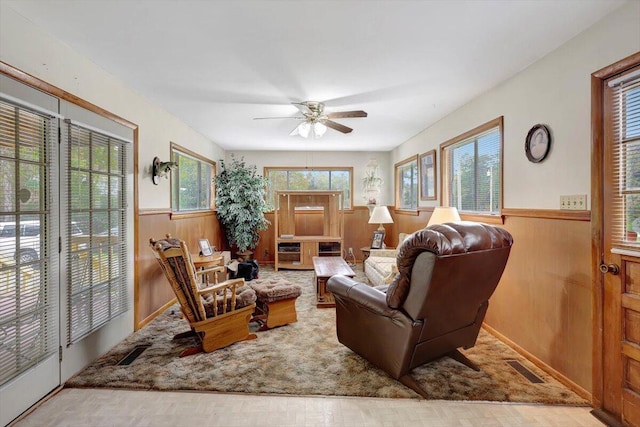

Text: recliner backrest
xmin=386 ymin=222 xmax=513 ymax=325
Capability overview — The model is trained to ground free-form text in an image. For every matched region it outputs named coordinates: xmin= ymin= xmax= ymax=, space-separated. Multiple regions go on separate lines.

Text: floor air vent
xmin=117 ymin=344 xmax=152 ymax=366
xmin=506 ymin=360 xmax=544 ymax=383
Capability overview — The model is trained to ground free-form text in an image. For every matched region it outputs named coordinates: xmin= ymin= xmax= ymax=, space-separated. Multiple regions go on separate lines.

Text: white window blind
xmin=0 ymin=99 xmax=59 ymax=385
xmin=609 ymin=69 xmax=640 ymax=247
xmin=445 ymin=126 xmax=501 ymax=214
xmin=65 ymin=120 xmax=128 ymax=345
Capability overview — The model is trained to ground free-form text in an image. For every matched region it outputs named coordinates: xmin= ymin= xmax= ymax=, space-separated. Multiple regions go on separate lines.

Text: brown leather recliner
xmin=327 ymin=221 xmax=513 ymax=398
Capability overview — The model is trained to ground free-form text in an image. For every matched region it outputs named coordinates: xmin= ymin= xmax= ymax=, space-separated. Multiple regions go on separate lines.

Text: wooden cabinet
xmin=274 ymin=191 xmax=344 ymax=271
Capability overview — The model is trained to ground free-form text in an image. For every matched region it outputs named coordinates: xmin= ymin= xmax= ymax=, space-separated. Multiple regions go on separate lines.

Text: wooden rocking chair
xmin=150 ymin=236 xmax=257 ymax=357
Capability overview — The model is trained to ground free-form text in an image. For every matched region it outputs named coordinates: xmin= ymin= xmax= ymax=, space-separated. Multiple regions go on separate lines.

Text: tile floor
xmin=12 ymin=388 xmax=603 ymax=427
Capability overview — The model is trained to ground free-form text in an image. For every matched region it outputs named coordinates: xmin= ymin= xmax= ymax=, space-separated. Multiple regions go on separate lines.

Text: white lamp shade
xmin=368 ymin=206 xmax=393 ymax=225
xmin=427 ymin=206 xmax=461 ymax=226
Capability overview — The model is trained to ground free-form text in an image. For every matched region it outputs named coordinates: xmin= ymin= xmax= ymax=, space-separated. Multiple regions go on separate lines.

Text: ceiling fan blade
xmin=292 ymin=102 xmax=313 ymax=115
xmin=324 ymin=120 xmax=353 ymax=134
xmin=326 ymin=110 xmax=368 ymax=119
xmin=253 ymin=116 xmax=302 ymax=120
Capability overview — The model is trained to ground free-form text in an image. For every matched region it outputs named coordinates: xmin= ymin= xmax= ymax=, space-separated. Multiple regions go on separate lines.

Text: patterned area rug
xmin=66 ymin=265 xmax=587 ymax=404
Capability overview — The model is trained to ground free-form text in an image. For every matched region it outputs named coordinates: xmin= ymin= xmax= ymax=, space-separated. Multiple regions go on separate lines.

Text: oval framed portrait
xmin=525 ymin=124 xmax=551 ymax=163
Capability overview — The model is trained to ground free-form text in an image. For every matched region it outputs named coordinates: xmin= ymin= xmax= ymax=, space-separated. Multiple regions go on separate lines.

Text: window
xmin=265 ymin=167 xmax=352 ymax=209
xmin=66 ymin=120 xmax=129 ymax=344
xmin=441 ymin=117 xmax=503 ymax=215
xmin=609 ymin=70 xmax=640 ymax=246
xmin=395 ymin=155 xmax=418 ymax=210
xmin=0 ymin=99 xmax=58 ymax=384
xmin=171 ymin=144 xmax=215 ymax=212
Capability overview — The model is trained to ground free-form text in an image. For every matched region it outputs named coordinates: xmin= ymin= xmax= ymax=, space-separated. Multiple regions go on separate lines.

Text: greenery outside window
xmin=171 ymin=143 xmax=215 ymax=212
xmin=265 ymin=167 xmax=352 ymax=209
xmin=395 ymin=155 xmax=418 ymax=210
xmin=441 ymin=117 xmax=503 ymax=216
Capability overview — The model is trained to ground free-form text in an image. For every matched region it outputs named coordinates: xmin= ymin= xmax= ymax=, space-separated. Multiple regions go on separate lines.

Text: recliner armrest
xmin=327 ymin=275 xmax=398 ymax=318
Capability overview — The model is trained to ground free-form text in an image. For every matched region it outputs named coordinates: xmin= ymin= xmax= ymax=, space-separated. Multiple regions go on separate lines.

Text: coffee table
xmin=312 ymin=256 xmax=355 ymax=308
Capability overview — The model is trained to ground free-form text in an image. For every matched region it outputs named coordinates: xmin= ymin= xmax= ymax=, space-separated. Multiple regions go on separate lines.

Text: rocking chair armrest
xmin=197 ymin=278 xmax=245 ymax=295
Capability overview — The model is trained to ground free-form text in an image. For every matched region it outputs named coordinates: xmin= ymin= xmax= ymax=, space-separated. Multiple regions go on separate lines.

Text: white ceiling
xmin=5 ymin=0 xmax=625 ymax=151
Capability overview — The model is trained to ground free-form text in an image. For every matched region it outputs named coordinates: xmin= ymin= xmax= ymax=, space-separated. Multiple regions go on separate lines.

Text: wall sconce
xmin=152 ymin=156 xmax=178 ymax=185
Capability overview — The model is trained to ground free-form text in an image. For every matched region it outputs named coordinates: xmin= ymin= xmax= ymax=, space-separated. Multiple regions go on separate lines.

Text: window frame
xmin=170 ymin=142 xmax=216 ymax=214
xmin=394 ymin=154 xmax=419 ymax=212
xmin=264 ymin=166 xmax=354 ymax=211
xmin=440 ymin=116 xmax=504 ymax=222
xmin=608 ymin=70 xmax=640 ymax=247
xmin=65 ymin=119 xmax=130 ymax=345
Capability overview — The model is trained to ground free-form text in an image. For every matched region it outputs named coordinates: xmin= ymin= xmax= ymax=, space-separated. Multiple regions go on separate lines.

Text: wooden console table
xmin=312 ymin=256 xmax=355 ymax=308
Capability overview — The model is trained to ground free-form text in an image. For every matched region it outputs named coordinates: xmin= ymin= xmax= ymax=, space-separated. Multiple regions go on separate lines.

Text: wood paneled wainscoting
xmin=392 ymin=208 xmax=593 ymax=399
xmin=136 ymin=209 xmax=223 ymax=330
xmin=136 ymin=205 xmax=594 ymax=400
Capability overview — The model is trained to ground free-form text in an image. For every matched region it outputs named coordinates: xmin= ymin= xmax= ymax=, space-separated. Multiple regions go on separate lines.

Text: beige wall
xmin=3 ymin=0 xmax=639 ymax=398
xmin=388 ymin=1 xmax=640 ymax=394
xmin=392 ymin=1 xmax=640 ymax=210
xmin=229 ymin=150 xmax=393 ymax=206
xmin=0 ymin=3 xmax=225 ymax=211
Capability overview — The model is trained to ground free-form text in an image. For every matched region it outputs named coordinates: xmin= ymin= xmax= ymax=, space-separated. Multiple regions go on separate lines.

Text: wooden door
xmin=599 ymin=60 xmax=640 ymax=426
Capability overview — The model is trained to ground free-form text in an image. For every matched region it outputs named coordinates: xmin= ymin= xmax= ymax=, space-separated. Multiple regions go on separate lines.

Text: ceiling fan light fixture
xmin=263 ymin=100 xmax=366 ymax=138
xmin=313 ymin=121 xmax=327 ymax=138
xmin=298 ymin=121 xmax=311 ymax=138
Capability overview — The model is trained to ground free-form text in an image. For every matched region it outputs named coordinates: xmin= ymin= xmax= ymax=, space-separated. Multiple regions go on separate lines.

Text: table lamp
xmin=427 ymin=206 xmax=461 ymax=226
xmin=368 ymin=206 xmax=394 ymax=232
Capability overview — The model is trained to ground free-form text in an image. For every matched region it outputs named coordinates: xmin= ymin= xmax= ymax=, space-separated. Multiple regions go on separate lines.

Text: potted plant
xmin=362 ymin=167 xmax=383 ymax=205
xmin=214 ymin=155 xmax=271 ymax=256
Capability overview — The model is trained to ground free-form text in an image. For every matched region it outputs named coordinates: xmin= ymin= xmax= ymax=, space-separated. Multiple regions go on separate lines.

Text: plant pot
xmin=236 ymin=250 xmax=254 ymax=260
xmin=627 ymin=231 xmax=638 ymax=242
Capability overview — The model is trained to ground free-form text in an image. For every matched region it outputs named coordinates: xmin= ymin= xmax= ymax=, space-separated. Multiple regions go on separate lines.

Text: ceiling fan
xmin=254 ymin=101 xmax=367 ymax=138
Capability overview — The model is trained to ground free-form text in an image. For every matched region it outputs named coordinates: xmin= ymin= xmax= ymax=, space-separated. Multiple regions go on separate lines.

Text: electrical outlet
xmin=561 ymin=194 xmax=587 ymax=210
xmin=348 ymin=247 xmax=354 ymax=256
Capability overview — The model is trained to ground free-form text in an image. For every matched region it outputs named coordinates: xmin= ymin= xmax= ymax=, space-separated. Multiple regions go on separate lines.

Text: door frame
xmin=591 ymin=51 xmax=640 ymax=413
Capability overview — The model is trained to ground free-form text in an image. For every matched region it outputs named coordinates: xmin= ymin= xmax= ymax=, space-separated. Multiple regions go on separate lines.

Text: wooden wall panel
xmin=391 ymin=209 xmax=432 ymax=244
xmin=388 ymin=209 xmax=593 ymax=395
xmin=135 ymin=204 xmax=594 ymax=398
xmin=136 ymin=210 xmax=222 ymax=329
xmin=485 ymin=216 xmax=592 ymax=394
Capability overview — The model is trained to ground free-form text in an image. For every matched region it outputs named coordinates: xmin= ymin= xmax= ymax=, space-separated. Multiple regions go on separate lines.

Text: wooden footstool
xmin=249 ymin=278 xmax=302 ymax=330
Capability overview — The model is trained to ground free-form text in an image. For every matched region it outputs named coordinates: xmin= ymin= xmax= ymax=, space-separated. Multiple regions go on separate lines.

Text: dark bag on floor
xmin=236 ymin=259 xmax=259 ymax=281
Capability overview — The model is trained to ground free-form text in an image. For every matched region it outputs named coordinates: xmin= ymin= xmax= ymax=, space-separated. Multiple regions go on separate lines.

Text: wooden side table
xmin=361 ymin=247 xmax=371 ymax=261
xmin=312 ymin=256 xmax=355 ymax=308
xmin=191 ymin=253 xmax=224 ymax=284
